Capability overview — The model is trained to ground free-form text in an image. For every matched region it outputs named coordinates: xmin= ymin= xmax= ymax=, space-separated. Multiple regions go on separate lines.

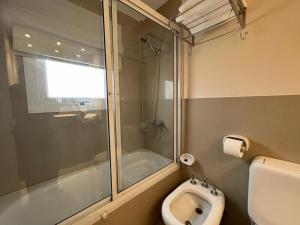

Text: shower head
xmin=140 ymin=37 xmax=161 ymax=56
xmin=140 ymin=37 xmax=147 ymax=43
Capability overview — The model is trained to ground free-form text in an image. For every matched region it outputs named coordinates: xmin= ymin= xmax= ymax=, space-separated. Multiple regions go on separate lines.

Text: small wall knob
xmin=102 ymin=212 xmax=108 ymax=220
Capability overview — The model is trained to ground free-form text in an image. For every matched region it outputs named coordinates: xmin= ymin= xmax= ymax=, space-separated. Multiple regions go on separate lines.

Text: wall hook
xmin=240 ymin=31 xmax=248 ymax=40
xmin=188 ymin=45 xmax=192 ymax=56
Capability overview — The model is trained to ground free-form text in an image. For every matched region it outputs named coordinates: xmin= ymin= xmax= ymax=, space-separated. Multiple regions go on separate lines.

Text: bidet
xmin=162 ymin=179 xmax=225 ymax=225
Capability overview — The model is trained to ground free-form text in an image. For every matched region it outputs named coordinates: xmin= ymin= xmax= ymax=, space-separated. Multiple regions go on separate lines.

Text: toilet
xmin=161 ymin=179 xmax=225 ymax=225
xmin=248 ymin=156 xmax=300 ymax=225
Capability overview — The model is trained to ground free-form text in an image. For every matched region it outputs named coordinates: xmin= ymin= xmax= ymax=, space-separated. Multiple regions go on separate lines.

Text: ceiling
xmin=142 ymin=0 xmax=168 ymax=10
xmin=67 ymin=0 xmax=169 ymax=22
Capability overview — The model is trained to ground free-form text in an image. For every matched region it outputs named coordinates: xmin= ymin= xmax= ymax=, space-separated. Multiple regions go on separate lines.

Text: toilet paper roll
xmin=223 ymin=138 xmax=245 ymax=158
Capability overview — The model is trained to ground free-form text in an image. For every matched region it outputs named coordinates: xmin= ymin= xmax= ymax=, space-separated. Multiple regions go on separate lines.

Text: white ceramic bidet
xmin=162 ymin=179 xmax=225 ymax=225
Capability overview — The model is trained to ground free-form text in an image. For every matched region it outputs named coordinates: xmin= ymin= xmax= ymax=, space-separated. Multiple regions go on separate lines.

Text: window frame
xmin=23 ymin=56 xmax=107 ymax=113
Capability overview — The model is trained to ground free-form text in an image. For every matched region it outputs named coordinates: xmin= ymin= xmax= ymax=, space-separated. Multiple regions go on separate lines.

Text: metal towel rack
xmin=169 ymin=0 xmax=247 ymax=46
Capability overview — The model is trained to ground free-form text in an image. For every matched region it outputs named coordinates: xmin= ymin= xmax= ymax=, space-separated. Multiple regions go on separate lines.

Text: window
xmin=24 ymin=57 xmax=107 ymax=113
xmin=164 ymin=80 xmax=173 ymax=99
xmin=46 ymin=60 xmax=106 ymax=99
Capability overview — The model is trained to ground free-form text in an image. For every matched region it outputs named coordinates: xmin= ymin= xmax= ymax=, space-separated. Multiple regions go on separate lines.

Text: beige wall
xmin=0 ymin=0 xmax=20 ymax=195
xmin=183 ymin=97 xmax=300 ymax=225
xmin=186 ymin=0 xmax=300 ymax=99
xmin=95 ymin=169 xmax=183 ymax=225
xmin=183 ymin=0 xmax=300 ymax=225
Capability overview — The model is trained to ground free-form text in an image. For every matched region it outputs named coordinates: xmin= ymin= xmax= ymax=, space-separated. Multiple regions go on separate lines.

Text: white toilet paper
xmin=223 ymin=138 xmax=245 ymax=158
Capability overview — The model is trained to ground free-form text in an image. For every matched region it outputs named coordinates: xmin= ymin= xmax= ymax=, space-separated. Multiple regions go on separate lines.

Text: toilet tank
xmin=248 ymin=156 xmax=300 ymax=225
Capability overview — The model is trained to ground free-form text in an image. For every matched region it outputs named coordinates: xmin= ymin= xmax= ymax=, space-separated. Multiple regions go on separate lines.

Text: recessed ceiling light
xmin=81 ymin=48 xmax=85 ymax=52
xmin=27 ymin=44 xmax=32 ymax=47
xmin=25 ymin=34 xmax=31 ymax=38
xmin=54 ymin=49 xmax=59 ymax=53
xmin=56 ymin=42 xmax=61 ymax=46
xmin=76 ymin=54 xmax=81 ymax=58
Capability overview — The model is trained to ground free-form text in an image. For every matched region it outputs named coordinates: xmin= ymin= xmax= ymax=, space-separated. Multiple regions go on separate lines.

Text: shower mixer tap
xmin=144 ymin=120 xmax=166 ymax=129
xmin=155 ymin=120 xmax=166 ymax=128
xmin=142 ymin=120 xmax=167 ymax=139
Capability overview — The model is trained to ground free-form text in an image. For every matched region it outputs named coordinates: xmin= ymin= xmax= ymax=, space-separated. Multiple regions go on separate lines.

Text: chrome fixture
xmin=143 ymin=119 xmax=166 ymax=131
xmin=140 ymin=37 xmax=161 ymax=56
xmin=201 ymin=179 xmax=209 ymax=188
xmin=211 ymin=186 xmax=218 ymax=196
xmin=190 ymin=175 xmax=197 ymax=185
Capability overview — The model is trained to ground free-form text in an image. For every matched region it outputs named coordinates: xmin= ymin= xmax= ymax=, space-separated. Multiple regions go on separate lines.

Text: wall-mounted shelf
xmin=170 ymin=0 xmax=247 ymax=46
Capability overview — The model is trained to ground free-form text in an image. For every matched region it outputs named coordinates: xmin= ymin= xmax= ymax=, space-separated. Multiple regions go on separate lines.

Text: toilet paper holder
xmin=223 ymin=134 xmax=250 ymax=152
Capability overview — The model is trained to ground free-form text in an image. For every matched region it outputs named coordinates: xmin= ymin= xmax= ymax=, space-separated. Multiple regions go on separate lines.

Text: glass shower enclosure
xmin=111 ymin=0 xmax=176 ymax=191
xmin=0 ymin=0 xmax=180 ymax=224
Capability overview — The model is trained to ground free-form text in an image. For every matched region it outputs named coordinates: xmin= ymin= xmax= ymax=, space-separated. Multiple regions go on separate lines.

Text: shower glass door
xmin=0 ymin=0 xmax=179 ymax=223
xmin=111 ymin=0 xmax=176 ymax=191
xmin=0 ymin=0 xmax=111 ymax=224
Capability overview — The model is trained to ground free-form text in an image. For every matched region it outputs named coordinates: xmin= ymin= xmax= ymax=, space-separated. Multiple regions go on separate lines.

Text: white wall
xmin=185 ymin=0 xmax=300 ymax=99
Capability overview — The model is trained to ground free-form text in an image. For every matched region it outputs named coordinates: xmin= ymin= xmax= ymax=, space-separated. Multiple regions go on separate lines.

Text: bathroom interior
xmin=0 ymin=0 xmax=299 ymax=225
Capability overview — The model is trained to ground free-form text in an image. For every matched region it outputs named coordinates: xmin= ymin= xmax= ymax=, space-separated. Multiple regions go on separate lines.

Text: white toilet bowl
xmin=162 ymin=179 xmax=225 ymax=225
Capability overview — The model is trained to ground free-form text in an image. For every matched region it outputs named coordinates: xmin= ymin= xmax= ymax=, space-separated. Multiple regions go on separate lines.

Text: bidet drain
xmin=185 ymin=220 xmax=192 ymax=225
xmin=195 ymin=207 xmax=203 ymax=215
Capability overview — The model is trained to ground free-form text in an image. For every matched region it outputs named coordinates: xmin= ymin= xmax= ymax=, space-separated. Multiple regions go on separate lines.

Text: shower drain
xmin=185 ymin=220 xmax=192 ymax=225
xmin=184 ymin=208 xmax=203 ymax=225
xmin=195 ymin=207 xmax=203 ymax=215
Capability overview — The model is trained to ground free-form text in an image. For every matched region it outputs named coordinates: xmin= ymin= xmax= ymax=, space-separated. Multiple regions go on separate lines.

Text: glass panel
xmin=112 ymin=1 xmax=175 ymax=191
xmin=0 ymin=0 xmax=111 ymax=224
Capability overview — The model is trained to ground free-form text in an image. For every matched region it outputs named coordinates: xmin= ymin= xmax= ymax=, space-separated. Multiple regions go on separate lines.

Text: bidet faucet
xmin=211 ymin=186 xmax=218 ymax=196
xmin=201 ymin=179 xmax=209 ymax=188
xmin=190 ymin=175 xmax=197 ymax=185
